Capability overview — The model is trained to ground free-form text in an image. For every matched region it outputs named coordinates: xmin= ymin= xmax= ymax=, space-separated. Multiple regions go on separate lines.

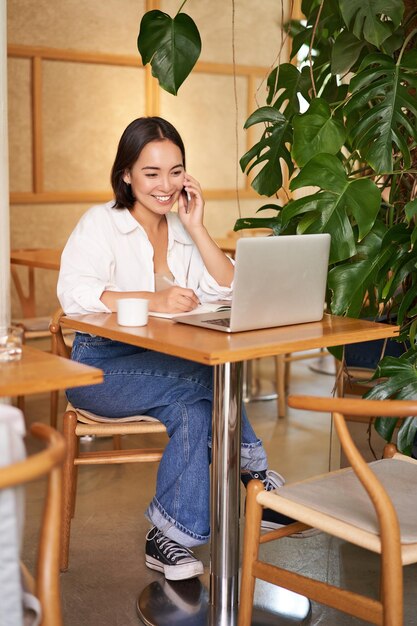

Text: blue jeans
xmin=67 ymin=333 xmax=268 ymax=547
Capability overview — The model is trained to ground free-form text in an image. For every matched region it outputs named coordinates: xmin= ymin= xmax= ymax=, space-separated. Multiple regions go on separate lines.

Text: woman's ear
xmin=123 ymin=170 xmax=131 ymax=184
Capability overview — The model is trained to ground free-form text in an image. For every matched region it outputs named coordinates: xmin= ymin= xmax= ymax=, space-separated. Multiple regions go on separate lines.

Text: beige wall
xmin=7 ymin=0 xmax=289 ymax=316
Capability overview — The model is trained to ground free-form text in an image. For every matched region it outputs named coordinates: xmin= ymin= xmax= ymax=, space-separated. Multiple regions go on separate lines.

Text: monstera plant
xmin=138 ymin=0 xmax=417 ymax=454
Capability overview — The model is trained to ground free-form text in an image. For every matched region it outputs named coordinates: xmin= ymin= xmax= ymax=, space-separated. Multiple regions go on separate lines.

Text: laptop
xmin=173 ymin=233 xmax=331 ymax=333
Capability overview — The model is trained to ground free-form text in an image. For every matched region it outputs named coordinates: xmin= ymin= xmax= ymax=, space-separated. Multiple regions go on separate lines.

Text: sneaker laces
xmin=156 ymin=531 xmax=194 ymax=563
xmin=261 ymin=469 xmax=286 ymax=491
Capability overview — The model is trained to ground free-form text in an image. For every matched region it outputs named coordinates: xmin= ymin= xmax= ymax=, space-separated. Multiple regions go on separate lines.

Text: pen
xmin=161 ymin=275 xmax=201 ymax=305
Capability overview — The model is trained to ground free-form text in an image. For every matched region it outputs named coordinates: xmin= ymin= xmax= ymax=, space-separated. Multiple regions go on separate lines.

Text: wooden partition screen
xmin=8 ymin=42 xmax=273 ymax=205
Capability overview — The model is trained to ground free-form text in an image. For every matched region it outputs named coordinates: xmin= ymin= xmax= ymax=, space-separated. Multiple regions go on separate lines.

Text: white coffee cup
xmin=116 ymin=298 xmax=149 ymax=327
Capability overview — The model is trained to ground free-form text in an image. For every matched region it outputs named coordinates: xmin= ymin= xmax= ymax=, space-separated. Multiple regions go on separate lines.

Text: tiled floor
xmin=21 ymin=353 xmax=417 ymax=625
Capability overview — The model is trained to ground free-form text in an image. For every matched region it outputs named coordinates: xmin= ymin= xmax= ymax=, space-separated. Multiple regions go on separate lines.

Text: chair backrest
xmin=49 ymin=308 xmax=71 ymax=359
xmin=287 ymin=395 xmax=417 ymax=554
xmin=0 ymin=414 xmax=66 ymax=626
xmin=288 ymin=395 xmax=417 ymax=468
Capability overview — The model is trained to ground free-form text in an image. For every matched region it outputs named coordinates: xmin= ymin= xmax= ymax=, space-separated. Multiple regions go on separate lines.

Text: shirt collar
xmin=110 ymin=205 xmax=141 ymax=234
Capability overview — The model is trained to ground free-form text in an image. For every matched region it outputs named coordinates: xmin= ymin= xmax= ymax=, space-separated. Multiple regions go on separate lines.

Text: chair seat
xmin=13 ymin=316 xmax=51 ymax=332
xmin=70 ymin=404 xmax=161 ymax=424
xmin=258 ymin=458 xmax=417 ymax=563
xmin=66 ymin=403 xmax=167 ymax=437
xmin=13 ymin=317 xmax=74 ymax=339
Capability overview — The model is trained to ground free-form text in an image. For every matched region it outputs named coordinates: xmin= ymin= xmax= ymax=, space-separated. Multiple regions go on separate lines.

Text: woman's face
xmin=123 ymin=139 xmax=185 ymax=215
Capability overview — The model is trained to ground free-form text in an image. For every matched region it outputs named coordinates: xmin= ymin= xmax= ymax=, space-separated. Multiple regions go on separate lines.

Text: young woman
xmin=58 ymin=117 xmax=297 ymax=582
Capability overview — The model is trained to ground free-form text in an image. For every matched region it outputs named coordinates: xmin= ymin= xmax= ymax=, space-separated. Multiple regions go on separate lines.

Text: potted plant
xmin=137 ymin=0 xmax=417 ymax=454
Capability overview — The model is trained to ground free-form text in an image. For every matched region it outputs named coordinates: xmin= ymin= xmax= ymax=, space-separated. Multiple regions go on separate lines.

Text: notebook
xmin=172 ymin=233 xmax=331 ymax=333
xmin=149 ymin=302 xmax=231 ymax=319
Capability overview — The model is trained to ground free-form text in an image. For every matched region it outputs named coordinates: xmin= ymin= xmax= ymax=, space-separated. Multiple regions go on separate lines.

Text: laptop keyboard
xmin=205 ymin=317 xmax=231 ymax=327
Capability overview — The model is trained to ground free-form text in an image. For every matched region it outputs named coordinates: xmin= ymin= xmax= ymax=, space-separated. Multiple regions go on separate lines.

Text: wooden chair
xmin=0 ymin=420 xmax=66 ymax=626
xmin=275 ymin=348 xmax=333 ymax=418
xmin=11 ymin=252 xmax=73 ymax=415
xmin=239 ymin=395 xmax=417 ymax=626
xmin=49 ymin=308 xmax=168 ymax=571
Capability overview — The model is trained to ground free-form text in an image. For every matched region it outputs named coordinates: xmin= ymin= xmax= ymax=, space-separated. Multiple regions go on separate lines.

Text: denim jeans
xmin=67 ymin=333 xmax=268 ymax=547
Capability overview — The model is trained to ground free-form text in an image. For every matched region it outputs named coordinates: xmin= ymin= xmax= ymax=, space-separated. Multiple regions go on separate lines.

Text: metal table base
xmin=137 ymin=576 xmax=311 ymax=625
xmin=243 ymin=360 xmax=278 ymax=403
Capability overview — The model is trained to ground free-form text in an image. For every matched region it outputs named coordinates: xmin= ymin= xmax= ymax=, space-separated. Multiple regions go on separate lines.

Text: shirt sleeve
xmin=198 ymin=261 xmax=234 ymax=302
xmin=187 ymin=245 xmax=234 ymax=302
xmin=57 ymin=218 xmax=120 ymax=314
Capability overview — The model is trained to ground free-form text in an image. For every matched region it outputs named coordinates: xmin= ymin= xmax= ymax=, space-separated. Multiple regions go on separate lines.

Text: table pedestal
xmin=136 ymin=577 xmax=311 ymax=625
xmin=243 ymin=360 xmax=278 ymax=402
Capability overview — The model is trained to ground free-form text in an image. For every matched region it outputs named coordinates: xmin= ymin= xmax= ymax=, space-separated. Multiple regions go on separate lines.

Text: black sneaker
xmin=145 ymin=527 xmax=204 ymax=581
xmin=241 ymin=469 xmax=318 ymax=537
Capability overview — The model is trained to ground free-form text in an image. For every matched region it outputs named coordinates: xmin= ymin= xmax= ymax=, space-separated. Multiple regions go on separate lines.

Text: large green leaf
xmin=405 ymin=199 xmax=417 ymax=246
xmin=328 ymin=222 xmax=390 ymax=316
xmin=282 ymin=154 xmax=381 ymax=262
xmin=292 ymin=99 xmax=346 ymax=167
xmin=365 ymin=353 xmax=417 ymax=452
xmin=344 ymin=52 xmax=417 ymax=173
xmin=289 ymin=24 xmax=314 ymax=60
xmin=331 ymin=30 xmax=367 ymax=75
xmin=281 ymin=192 xmax=356 ymax=262
xmin=339 ymin=0 xmax=404 ymax=48
xmin=137 ymin=10 xmax=201 ymax=95
xmin=234 ymin=214 xmax=282 ymax=235
xmin=397 ymin=416 xmax=417 ymax=456
xmin=240 ymin=107 xmax=293 ymax=197
xmin=266 ymin=64 xmax=311 ymax=115
xmin=368 ymin=224 xmax=417 ymax=323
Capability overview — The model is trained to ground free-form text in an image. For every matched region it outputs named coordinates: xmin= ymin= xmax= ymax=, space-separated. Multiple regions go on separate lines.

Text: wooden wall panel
xmin=160 ymin=74 xmax=248 ymax=190
xmin=7 ymin=57 xmax=32 ymax=192
xmin=42 ymin=61 xmax=146 ymax=192
xmin=160 ymin=0 xmax=290 ymax=67
xmin=7 ymin=0 xmax=147 ymax=56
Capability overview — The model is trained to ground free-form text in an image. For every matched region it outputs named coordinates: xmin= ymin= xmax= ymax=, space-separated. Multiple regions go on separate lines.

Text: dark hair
xmin=111 ymin=117 xmax=186 ymax=209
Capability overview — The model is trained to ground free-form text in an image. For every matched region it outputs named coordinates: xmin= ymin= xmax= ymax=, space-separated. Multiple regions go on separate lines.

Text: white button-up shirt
xmin=58 ymin=201 xmax=233 ymax=315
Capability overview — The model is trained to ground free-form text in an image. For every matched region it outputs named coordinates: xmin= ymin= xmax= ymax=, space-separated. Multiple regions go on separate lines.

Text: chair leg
xmin=50 ymin=390 xmax=60 ymax=429
xmin=16 ymin=395 xmax=25 ymax=412
xmin=238 ymin=480 xmax=264 ymax=626
xmin=335 ymin=357 xmax=345 ymax=397
xmin=275 ymin=355 xmax=287 ymax=418
xmin=284 ymin=355 xmax=291 ymax=392
xmin=380 ymin=535 xmax=403 ymax=626
xmin=60 ymin=410 xmax=78 ymax=572
xmin=71 ymin=443 xmax=80 ymax=519
xmin=113 ymin=434 xmax=122 ymax=450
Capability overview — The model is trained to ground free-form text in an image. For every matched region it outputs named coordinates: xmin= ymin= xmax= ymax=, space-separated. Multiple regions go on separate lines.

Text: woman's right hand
xmin=150 ymin=286 xmax=200 ymax=313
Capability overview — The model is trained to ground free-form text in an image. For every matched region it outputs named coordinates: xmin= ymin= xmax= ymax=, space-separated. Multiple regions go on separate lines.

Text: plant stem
xmin=176 ymin=0 xmax=188 ymax=16
xmin=397 ymin=26 xmax=417 ymax=65
xmin=308 ymin=0 xmax=324 ymax=98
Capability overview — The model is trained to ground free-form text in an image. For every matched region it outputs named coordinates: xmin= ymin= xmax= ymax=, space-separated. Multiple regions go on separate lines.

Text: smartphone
xmin=182 ymin=188 xmax=191 ymax=213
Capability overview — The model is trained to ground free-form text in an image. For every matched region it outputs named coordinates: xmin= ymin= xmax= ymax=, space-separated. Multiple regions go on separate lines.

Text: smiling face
xmin=123 ymin=139 xmax=185 ymax=217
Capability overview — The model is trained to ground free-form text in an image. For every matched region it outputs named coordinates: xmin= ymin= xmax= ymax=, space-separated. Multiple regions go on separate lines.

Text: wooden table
xmin=60 ymin=312 xmax=398 ymax=625
xmin=11 ymin=248 xmax=61 ymax=319
xmin=214 ymin=237 xmax=238 ymax=257
xmin=215 ymin=230 xmax=272 ymax=259
xmin=0 ymin=345 xmax=103 ymax=397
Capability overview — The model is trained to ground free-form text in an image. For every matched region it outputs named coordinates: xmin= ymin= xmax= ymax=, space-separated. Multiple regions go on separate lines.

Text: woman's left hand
xmin=178 ymin=174 xmax=205 ymax=232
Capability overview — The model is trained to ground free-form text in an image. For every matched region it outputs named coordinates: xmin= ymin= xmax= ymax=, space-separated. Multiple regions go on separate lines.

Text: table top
xmin=0 ymin=345 xmax=103 ymax=396
xmin=60 ymin=313 xmax=399 ymax=366
xmin=10 ymin=248 xmax=61 ymax=270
